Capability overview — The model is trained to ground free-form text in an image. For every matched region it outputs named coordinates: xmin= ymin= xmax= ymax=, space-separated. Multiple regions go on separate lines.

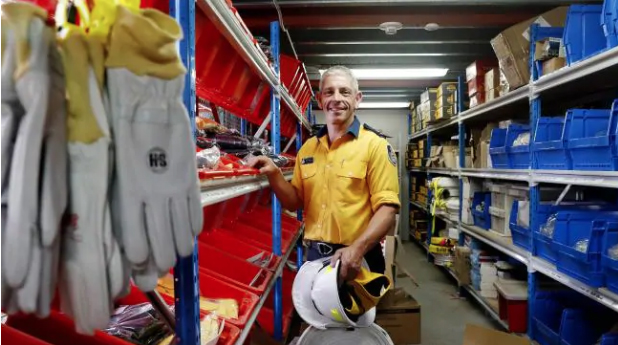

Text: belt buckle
xmin=317 ymin=242 xmax=333 ymax=256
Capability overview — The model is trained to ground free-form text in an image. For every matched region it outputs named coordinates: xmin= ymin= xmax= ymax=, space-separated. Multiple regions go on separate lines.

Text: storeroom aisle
xmin=397 ymin=242 xmax=497 ymax=345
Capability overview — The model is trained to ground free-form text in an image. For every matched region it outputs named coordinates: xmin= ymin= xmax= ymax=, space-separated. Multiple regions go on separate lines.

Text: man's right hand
xmin=247 ymin=156 xmax=280 ymax=176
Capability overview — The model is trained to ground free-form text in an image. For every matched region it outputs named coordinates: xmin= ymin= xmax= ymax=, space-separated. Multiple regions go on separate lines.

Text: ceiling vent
xmin=379 ymin=22 xmax=403 ymax=35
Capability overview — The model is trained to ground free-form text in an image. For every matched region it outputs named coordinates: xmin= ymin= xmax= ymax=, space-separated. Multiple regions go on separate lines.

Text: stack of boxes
xmin=419 ymin=88 xmax=437 ymax=126
xmin=406 ymin=142 xmax=418 ymax=170
xmin=410 ymin=175 xmax=428 ymax=205
xmin=409 ymin=209 xmax=427 ymax=242
xmin=435 ymin=82 xmax=458 ymax=120
xmin=484 ymin=69 xmax=501 ymax=102
xmin=471 ymin=248 xmax=499 ymax=299
xmin=410 ymin=140 xmax=426 ymax=168
xmin=466 ymin=60 xmax=497 ymax=108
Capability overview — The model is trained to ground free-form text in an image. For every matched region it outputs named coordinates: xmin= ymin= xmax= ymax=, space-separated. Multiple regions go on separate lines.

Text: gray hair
xmin=319 ymin=65 xmax=359 ymax=93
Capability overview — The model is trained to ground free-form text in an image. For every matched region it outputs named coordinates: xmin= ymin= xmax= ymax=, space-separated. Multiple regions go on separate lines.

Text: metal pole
xmin=296 ymin=116 xmax=305 ymax=269
xmin=170 ymin=0 xmax=200 ymax=344
xmin=270 ymin=20 xmax=284 ymax=342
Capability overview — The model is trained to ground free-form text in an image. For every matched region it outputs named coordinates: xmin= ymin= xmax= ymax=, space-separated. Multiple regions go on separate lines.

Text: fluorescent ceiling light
xmin=358 ymin=102 xmax=410 ymax=109
xmin=319 ymin=68 xmax=448 ymax=80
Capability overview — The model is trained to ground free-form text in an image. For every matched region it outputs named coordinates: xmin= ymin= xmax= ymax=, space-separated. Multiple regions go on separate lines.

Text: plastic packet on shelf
xmin=197 ymin=146 xmax=221 ymax=170
xmin=201 ymin=314 xmax=224 ymax=345
xmin=609 ymin=243 xmax=618 ymax=260
xmin=105 ymin=303 xmax=172 ymax=345
xmin=513 ymin=132 xmax=530 ymax=146
xmin=574 ymin=239 xmax=589 ymax=253
xmin=199 ymin=297 xmax=239 ymax=320
xmin=246 ymin=251 xmax=274 ymax=268
xmin=157 ymin=274 xmax=175 ymax=297
xmin=540 ymin=214 xmax=557 ymax=238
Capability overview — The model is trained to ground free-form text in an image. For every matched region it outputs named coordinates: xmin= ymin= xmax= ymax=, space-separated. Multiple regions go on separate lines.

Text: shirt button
xmin=348 ymin=172 xmax=353 ymax=176
xmin=317 ymin=224 xmax=322 ymax=228
xmin=322 ymin=204 xmax=326 ymax=209
xmin=303 ymin=174 xmax=307 ymax=177
xmin=326 ymin=165 xmax=331 ymax=169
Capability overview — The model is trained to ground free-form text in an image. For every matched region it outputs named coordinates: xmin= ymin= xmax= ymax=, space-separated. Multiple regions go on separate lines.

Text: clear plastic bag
xmin=105 ymin=303 xmax=172 ymax=345
xmin=609 ymin=243 xmax=618 ymax=260
xmin=574 ymin=239 xmax=589 ymax=253
xmin=540 ymin=214 xmax=557 ymax=238
xmin=513 ymin=132 xmax=530 ymax=146
xmin=196 ymin=146 xmax=221 ymax=170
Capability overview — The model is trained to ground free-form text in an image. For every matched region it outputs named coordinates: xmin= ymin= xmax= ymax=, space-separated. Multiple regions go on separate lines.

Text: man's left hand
xmin=331 ymin=244 xmax=364 ymax=281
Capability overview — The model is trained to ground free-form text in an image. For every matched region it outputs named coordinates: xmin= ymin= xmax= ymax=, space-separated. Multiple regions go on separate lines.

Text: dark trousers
xmin=306 ymin=241 xmax=386 ymax=274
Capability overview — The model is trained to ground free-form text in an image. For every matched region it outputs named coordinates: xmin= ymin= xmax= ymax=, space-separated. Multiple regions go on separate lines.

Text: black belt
xmin=307 ymin=241 xmax=345 ymax=256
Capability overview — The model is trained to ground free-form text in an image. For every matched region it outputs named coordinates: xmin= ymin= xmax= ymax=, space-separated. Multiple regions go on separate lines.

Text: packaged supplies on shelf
xmin=489 ymin=125 xmax=530 ymax=169
xmin=436 ymin=105 xmax=457 ymax=121
xmin=563 ymin=5 xmax=608 ymax=65
xmin=602 ymin=230 xmax=618 ymax=294
xmin=466 ymin=60 xmax=498 ymax=82
xmin=469 ymin=93 xmax=485 ymax=108
xmin=534 ymin=37 xmax=562 ymax=61
xmin=429 ymin=244 xmax=453 ymax=256
xmin=541 ymin=57 xmax=566 ymax=75
xmin=419 ymin=100 xmax=436 ymax=124
xmin=449 ymin=228 xmax=460 ymax=240
xmin=430 ymin=237 xmax=458 ymax=247
xmin=564 ymin=102 xmax=618 ymax=171
xmin=456 ymin=147 xmax=473 ymax=168
xmin=467 ymin=76 xmax=486 ymax=96
xmin=490 ymin=6 xmax=568 ymax=89
xmin=420 ymin=88 xmax=438 ymax=104
xmin=454 ymin=247 xmax=472 ymax=285
xmin=494 ymin=279 xmax=528 ymax=333
xmin=484 ymin=68 xmax=501 ymax=93
xmin=471 ymin=123 xmax=498 ymax=169
xmin=436 ymin=82 xmax=457 ymax=106
xmin=105 ymin=302 xmax=174 ymax=345
xmin=472 ymin=192 xmax=492 ymax=230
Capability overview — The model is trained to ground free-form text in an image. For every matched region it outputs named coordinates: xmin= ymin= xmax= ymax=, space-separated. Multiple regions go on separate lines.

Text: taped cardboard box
xmin=376 ymin=288 xmax=421 ymax=345
xmin=436 ymin=104 xmax=457 ymax=120
xmin=491 ymin=6 xmax=568 ymax=90
xmin=420 ymin=88 xmax=438 ymax=104
xmin=542 ymin=57 xmax=566 ymax=75
xmin=454 ymin=246 xmax=472 ymax=286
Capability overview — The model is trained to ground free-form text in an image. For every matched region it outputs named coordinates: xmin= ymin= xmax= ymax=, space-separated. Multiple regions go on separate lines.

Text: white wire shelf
xmin=200 ymin=172 xmax=293 ymax=207
xmin=234 ymin=224 xmax=304 ymax=345
xmin=196 ymin=0 xmax=311 ymax=130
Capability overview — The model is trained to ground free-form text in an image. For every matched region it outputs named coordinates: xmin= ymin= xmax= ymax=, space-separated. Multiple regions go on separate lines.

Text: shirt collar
xmin=317 ymin=116 xmax=361 ymax=138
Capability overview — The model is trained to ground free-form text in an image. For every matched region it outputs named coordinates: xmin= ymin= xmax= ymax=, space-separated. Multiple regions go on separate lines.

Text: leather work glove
xmin=56 ymin=26 xmax=127 ymax=334
xmin=1 ymin=2 xmax=67 ymax=318
xmin=105 ymin=6 xmax=202 ymax=290
xmin=1 ymin=2 xmax=51 ymax=290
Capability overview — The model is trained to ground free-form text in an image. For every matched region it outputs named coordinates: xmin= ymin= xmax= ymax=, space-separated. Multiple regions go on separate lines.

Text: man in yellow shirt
xmin=249 ymin=66 xmax=400 ymax=280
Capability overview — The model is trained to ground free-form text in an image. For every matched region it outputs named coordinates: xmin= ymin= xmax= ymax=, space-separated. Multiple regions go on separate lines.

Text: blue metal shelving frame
xmin=173 ymin=6 xmax=308 ymax=344
xmin=406 ymin=22 xmax=618 ymax=337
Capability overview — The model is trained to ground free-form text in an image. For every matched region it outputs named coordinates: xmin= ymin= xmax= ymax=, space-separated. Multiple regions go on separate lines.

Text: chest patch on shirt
xmin=387 ymin=145 xmax=397 ymax=166
xmin=301 ymin=157 xmax=314 ymax=165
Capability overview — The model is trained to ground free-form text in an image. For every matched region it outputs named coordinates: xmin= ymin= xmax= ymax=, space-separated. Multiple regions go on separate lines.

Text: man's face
xmin=317 ymin=73 xmax=362 ymax=125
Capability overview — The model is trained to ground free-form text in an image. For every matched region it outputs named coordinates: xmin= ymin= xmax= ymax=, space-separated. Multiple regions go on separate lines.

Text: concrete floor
xmin=396 ymin=241 xmax=498 ymax=345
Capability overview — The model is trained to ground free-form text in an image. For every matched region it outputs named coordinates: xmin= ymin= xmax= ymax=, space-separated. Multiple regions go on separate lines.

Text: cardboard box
xmin=454 ymin=246 xmax=471 ymax=285
xmin=419 ymin=186 xmax=428 ymax=196
xmin=535 ymin=37 xmax=562 ymax=61
xmin=485 ymin=88 xmax=500 ymax=102
xmin=467 ymin=76 xmax=485 ymax=96
xmin=436 ymin=82 xmax=457 ymax=108
xmin=420 ymin=88 xmax=438 ymax=104
xmin=466 ymin=60 xmax=498 ymax=81
xmin=418 ymin=140 xmax=425 ymax=150
xmin=469 ymin=93 xmax=486 ymax=108
xmin=484 ymin=68 xmax=501 ymax=91
xmin=490 ymin=6 xmax=568 ymax=89
xmin=436 ymin=105 xmax=457 ymax=120
xmin=542 ymin=57 xmax=566 ymax=75
xmin=376 ymin=288 xmax=421 ymax=345
xmin=384 ymin=236 xmax=397 ymax=283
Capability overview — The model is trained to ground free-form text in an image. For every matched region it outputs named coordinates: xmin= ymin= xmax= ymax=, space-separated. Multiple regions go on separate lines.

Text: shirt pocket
xmin=335 ymin=161 xmax=368 ymax=201
xmin=300 ymin=163 xmax=318 ymax=180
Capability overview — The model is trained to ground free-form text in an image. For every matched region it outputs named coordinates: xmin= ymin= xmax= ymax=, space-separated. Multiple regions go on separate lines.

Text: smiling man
xmin=249 ymin=65 xmax=400 ymax=280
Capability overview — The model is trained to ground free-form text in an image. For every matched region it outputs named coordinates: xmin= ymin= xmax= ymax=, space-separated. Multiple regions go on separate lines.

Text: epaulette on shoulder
xmin=363 ymin=123 xmax=391 ymax=138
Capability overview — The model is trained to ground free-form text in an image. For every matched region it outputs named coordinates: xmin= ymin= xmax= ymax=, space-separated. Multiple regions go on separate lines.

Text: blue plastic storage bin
xmin=565 ymin=106 xmax=618 ymax=171
xmin=563 ymin=5 xmax=607 ymax=64
xmin=533 ymin=292 xmax=569 ymax=345
xmin=471 ymin=192 xmax=491 ymax=230
xmin=506 ymin=124 xmax=531 ymax=169
xmin=554 ymin=211 xmax=618 ymax=287
xmin=489 ymin=128 xmax=509 ymax=169
xmin=602 ymin=227 xmax=618 ymax=294
xmin=601 ymin=334 xmax=618 ymax=345
xmin=510 ymin=201 xmax=531 ymax=251
xmin=533 ymin=117 xmax=571 ymax=170
xmin=602 ymin=0 xmax=618 ymax=47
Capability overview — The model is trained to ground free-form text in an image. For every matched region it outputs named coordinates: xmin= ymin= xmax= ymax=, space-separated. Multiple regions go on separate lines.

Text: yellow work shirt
xmin=291 ymin=117 xmax=401 ymax=246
